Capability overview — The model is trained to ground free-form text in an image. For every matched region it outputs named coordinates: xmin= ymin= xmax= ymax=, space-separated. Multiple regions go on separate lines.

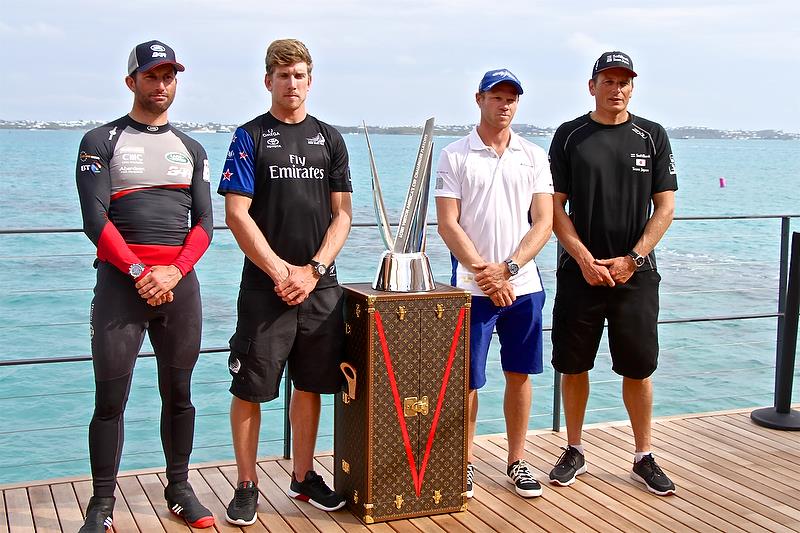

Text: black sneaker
xmin=506 ymin=460 xmax=542 ymax=498
xmin=466 ymin=463 xmax=474 ymax=498
xmin=165 ymin=481 xmax=215 ymax=528
xmin=287 ymin=470 xmax=346 ymax=511
xmin=79 ymin=496 xmax=114 ymax=532
xmin=549 ymin=446 xmax=587 ymax=486
xmin=631 ymin=454 xmax=676 ymax=496
xmin=226 ymin=481 xmax=259 ymax=526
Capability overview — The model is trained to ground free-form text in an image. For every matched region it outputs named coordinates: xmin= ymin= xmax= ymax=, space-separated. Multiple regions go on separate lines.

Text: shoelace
xmin=639 ymin=455 xmax=665 ymax=477
xmin=510 ymin=461 xmax=536 ymax=483
xmin=556 ymin=446 xmax=582 ymax=468
xmin=305 ymin=472 xmax=334 ymax=495
xmin=234 ymin=485 xmax=257 ymax=507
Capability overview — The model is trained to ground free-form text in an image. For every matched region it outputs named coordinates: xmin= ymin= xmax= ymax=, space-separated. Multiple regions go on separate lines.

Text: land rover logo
xmin=165 ymin=152 xmax=190 ymax=164
xmin=150 ymin=44 xmax=166 ymax=52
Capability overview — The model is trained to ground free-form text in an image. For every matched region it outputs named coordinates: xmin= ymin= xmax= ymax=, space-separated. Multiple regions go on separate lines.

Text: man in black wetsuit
xmin=548 ymin=52 xmax=678 ymax=496
xmin=217 ymin=38 xmax=352 ymax=526
xmin=75 ymin=40 xmax=215 ymax=531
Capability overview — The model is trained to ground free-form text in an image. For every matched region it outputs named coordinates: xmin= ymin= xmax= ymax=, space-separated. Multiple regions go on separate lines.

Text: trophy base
xmin=372 ymin=251 xmax=435 ymax=292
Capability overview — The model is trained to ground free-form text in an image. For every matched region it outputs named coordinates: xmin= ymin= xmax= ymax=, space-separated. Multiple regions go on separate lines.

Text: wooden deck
xmin=3 ymin=407 xmax=800 ymax=532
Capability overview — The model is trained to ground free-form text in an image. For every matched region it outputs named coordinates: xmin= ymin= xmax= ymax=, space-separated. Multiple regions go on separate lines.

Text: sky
xmin=1 ymin=0 xmax=798 ymax=132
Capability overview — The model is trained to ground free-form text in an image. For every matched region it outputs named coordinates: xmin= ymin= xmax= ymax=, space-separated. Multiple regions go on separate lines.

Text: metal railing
xmin=0 ymin=214 xmax=797 ymax=471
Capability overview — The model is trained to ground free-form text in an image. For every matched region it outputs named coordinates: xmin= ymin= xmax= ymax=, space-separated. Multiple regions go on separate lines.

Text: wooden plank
xmin=638 ymin=421 xmax=800 ymax=496
xmin=473 ymin=439 xmax=605 ymax=532
xmin=521 ymin=434 xmax=670 ymax=533
xmin=582 ymin=426 xmax=750 ymax=532
xmin=117 ymin=475 xmax=166 ymax=532
xmin=532 ymin=431 xmax=702 ymax=533
xmin=27 ymin=486 xmax=60 ymax=533
xmin=470 ymin=446 xmax=585 ymax=532
xmin=314 ymin=456 xmax=400 ymax=533
xmin=71 ymin=480 xmax=140 ymax=533
xmin=218 ymin=464 xmax=292 ymax=533
xmin=537 ymin=430 xmax=724 ymax=533
xmin=626 ymin=422 xmax=792 ymax=532
xmin=260 ymin=460 xmax=342 ymax=533
xmin=606 ymin=423 xmax=800 ymax=522
xmin=605 ymin=424 xmax=776 ymax=532
xmin=5 ymin=488 xmax=34 ymax=533
xmin=663 ymin=418 xmax=800 ymax=482
xmin=721 ymin=414 xmax=800 ymax=452
xmin=157 ymin=470 xmax=241 ymax=533
xmin=488 ymin=434 xmax=647 ymax=533
xmin=697 ymin=416 xmax=800 ymax=466
xmin=0 ymin=490 xmax=9 ymax=533
xmin=49 ymin=483 xmax=85 ymax=533
xmin=137 ymin=473 xmax=190 ymax=532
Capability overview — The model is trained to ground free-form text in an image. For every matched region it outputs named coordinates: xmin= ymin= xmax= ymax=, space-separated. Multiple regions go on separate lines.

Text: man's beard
xmin=136 ymin=91 xmax=174 ymax=115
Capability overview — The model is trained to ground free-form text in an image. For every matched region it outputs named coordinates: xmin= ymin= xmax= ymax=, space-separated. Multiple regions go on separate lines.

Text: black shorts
xmin=551 ymin=268 xmax=660 ymax=379
xmin=91 ymin=261 xmax=202 ymax=381
xmin=228 ymin=285 xmax=345 ymax=402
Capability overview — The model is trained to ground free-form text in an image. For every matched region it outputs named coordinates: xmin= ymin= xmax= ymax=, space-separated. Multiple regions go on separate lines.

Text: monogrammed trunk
xmin=334 ymin=283 xmax=470 ymax=524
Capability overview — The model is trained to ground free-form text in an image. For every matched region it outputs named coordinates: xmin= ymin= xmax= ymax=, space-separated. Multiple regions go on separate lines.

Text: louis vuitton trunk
xmin=334 ymin=283 xmax=471 ymax=524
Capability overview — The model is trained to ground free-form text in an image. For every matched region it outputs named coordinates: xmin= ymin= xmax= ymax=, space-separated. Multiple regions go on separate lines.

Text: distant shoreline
xmin=1 ymin=119 xmax=798 ymax=140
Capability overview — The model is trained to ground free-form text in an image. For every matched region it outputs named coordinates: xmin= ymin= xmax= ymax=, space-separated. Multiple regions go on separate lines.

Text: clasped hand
xmin=274 ymin=263 xmax=318 ymax=306
xmin=473 ymin=261 xmax=516 ymax=307
xmin=135 ymin=265 xmax=182 ymax=306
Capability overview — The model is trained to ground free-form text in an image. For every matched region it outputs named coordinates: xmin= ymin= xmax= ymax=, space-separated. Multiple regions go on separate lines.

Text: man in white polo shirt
xmin=435 ymin=68 xmax=553 ymax=499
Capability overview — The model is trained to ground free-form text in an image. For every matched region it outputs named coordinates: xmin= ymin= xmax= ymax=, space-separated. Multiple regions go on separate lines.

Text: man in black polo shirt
xmin=217 ymin=38 xmax=352 ymax=526
xmin=548 ymin=51 xmax=678 ymax=496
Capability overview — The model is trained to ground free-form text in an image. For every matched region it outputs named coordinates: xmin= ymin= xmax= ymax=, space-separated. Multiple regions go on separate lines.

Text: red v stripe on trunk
xmin=373 ymin=307 xmax=466 ymax=497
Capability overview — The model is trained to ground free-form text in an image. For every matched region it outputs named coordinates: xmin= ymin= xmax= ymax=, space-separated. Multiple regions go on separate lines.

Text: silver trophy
xmin=365 ymin=117 xmax=436 ymax=292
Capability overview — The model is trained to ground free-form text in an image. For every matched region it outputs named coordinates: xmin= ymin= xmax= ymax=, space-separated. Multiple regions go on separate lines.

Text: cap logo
xmin=150 ymin=44 xmax=166 ymax=52
xmin=606 ymin=53 xmax=630 ymax=65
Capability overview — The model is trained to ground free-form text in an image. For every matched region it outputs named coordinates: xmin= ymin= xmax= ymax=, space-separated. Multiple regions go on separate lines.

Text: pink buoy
xmin=719 ymin=177 xmax=727 ymax=188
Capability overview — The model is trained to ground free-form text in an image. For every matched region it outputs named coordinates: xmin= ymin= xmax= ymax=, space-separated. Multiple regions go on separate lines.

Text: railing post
xmin=552 ymin=242 xmax=563 ymax=432
xmin=776 ymin=217 xmax=791 ymax=368
xmin=751 ymin=231 xmax=800 ymax=429
xmin=283 ymin=368 xmax=292 ymax=459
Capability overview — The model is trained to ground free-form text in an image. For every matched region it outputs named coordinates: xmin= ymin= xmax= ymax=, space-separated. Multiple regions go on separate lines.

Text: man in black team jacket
xmin=548 ymin=52 xmax=678 ymax=496
xmin=218 ymin=38 xmax=353 ymax=526
xmin=75 ymin=40 xmax=214 ymax=531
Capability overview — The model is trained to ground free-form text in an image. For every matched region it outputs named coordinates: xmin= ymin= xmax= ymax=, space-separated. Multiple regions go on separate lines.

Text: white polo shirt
xmin=434 ymin=127 xmax=554 ymax=296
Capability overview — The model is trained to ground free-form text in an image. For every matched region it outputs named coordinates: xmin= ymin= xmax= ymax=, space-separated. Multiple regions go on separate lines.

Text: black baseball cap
xmin=127 ymin=40 xmax=185 ymax=76
xmin=592 ymin=51 xmax=637 ymax=78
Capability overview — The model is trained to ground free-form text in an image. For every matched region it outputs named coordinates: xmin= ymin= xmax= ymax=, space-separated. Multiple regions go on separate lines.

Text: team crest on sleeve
xmin=306 ymin=133 xmax=325 ymax=145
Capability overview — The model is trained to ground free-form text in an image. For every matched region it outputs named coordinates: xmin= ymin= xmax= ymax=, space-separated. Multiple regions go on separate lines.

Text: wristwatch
xmin=627 ymin=251 xmax=645 ymax=268
xmin=504 ymin=258 xmax=520 ymax=276
xmin=309 ymin=259 xmax=328 ymax=277
xmin=128 ymin=262 xmax=145 ymax=279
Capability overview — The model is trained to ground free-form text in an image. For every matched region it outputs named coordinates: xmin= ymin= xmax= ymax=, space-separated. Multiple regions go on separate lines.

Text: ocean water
xmin=0 ymin=128 xmax=798 ymax=486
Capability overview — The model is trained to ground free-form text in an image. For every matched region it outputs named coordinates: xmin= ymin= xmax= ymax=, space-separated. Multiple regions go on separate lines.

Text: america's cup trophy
xmin=365 ymin=117 xmax=436 ymax=292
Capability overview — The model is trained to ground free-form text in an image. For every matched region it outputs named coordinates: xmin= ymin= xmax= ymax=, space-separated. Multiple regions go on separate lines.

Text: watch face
xmin=506 ymin=260 xmax=519 ymax=276
xmin=129 ymin=263 xmax=144 ymax=278
xmin=315 ymin=264 xmax=327 ymax=276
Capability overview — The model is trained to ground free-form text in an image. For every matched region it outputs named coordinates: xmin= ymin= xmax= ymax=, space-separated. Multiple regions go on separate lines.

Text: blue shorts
xmin=469 ymin=291 xmax=545 ymax=390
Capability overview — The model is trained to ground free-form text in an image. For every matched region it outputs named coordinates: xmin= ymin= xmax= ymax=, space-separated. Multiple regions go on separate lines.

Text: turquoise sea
xmin=0 ymin=128 xmax=798 ymax=486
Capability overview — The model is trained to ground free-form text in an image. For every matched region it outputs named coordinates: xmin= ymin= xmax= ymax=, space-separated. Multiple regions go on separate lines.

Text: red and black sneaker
xmin=287 ymin=470 xmax=345 ymax=511
xmin=165 ymin=481 xmax=215 ymax=528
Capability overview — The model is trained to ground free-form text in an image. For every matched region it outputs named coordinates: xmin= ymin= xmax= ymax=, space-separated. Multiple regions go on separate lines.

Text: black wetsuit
xmin=76 ymin=115 xmax=213 ymax=496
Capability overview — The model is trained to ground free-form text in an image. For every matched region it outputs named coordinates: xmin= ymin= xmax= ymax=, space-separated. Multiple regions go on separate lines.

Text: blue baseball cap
xmin=478 ymin=69 xmax=523 ymax=95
